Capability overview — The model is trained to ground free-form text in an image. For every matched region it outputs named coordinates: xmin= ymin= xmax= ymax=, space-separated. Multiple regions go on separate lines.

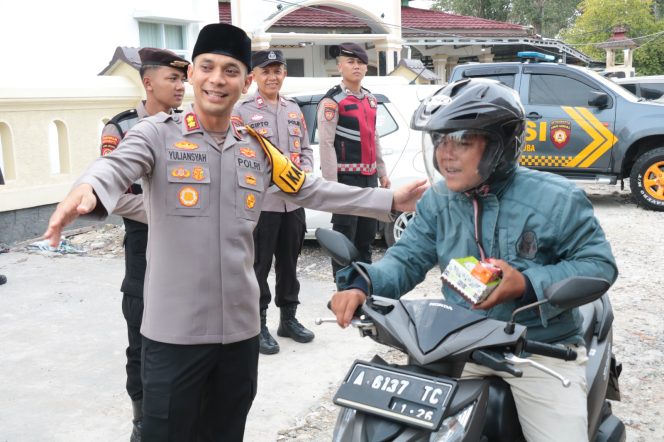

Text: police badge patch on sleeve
xmin=244 ymin=125 xmax=305 ymax=194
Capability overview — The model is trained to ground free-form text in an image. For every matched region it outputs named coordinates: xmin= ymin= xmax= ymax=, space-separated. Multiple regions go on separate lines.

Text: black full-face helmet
xmin=411 ymin=78 xmax=526 ymax=192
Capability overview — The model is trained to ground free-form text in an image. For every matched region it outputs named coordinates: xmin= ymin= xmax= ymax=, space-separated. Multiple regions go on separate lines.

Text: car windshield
xmin=577 ymin=67 xmax=641 ymax=101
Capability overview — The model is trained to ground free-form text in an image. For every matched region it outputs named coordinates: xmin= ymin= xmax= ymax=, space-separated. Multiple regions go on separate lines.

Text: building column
xmin=250 ymin=33 xmax=271 ymax=52
xmin=432 ymin=54 xmax=448 ymax=84
xmin=376 ymin=40 xmax=402 ymax=76
xmin=445 ymin=56 xmax=459 ymax=83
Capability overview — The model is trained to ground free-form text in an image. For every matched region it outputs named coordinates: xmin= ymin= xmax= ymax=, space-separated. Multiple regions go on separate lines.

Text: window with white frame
xmin=139 ymin=22 xmax=187 ymax=56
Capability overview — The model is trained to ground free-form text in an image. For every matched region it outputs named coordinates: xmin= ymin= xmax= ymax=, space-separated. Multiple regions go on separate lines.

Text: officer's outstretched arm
xmin=43 ymin=184 xmax=97 ymax=247
xmin=392 ymin=179 xmax=429 ymax=212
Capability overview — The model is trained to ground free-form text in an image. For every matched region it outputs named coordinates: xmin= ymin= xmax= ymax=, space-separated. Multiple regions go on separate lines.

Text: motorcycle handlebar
xmin=522 ymin=340 xmax=578 ymax=361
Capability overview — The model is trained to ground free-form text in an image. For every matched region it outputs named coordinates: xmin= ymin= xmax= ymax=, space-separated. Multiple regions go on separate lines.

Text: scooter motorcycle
xmin=315 ymin=228 xmax=625 ymax=442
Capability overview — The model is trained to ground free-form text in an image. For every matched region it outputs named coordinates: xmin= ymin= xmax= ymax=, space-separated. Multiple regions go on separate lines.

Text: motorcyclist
xmin=330 ymin=78 xmax=618 ymax=442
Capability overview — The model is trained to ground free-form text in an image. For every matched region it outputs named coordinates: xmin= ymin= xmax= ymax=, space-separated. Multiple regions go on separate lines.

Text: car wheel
xmin=383 ymin=211 xmax=415 ymax=247
xmin=630 ymin=147 xmax=664 ymax=211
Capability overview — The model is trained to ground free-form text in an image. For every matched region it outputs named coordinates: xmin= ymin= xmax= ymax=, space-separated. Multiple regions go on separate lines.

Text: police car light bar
xmin=517 ymin=51 xmax=555 ymax=62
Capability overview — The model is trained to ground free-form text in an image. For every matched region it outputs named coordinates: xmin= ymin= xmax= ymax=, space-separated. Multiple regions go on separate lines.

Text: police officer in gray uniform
xmin=233 ymin=50 xmax=314 ymax=355
xmin=100 ymin=47 xmax=189 ymax=442
xmin=44 ymin=23 xmax=426 ymax=441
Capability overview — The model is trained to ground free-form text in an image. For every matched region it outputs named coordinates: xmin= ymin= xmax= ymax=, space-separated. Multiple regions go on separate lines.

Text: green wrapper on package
xmin=441 ymin=256 xmax=501 ymax=305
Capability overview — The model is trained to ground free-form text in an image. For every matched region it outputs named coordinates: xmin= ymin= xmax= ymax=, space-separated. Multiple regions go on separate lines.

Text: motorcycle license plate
xmin=333 ymin=361 xmax=456 ymax=430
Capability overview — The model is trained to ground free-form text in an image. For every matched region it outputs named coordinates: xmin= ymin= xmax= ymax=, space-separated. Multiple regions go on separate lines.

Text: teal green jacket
xmin=345 ymin=167 xmax=618 ymax=344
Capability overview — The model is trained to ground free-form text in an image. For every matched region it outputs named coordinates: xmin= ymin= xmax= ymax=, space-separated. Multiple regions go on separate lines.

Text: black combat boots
xmin=259 ymin=309 xmax=280 ymax=355
xmin=277 ymin=304 xmax=315 ymax=343
xmin=130 ymin=399 xmax=143 ymax=442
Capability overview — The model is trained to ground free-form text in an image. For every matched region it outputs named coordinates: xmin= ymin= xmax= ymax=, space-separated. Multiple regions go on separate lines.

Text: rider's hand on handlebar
xmin=330 ymin=289 xmax=367 ymax=328
xmin=473 ymin=259 xmax=526 ymax=310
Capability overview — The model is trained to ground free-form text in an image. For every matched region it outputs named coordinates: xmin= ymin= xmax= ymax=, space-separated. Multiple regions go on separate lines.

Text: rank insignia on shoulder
xmin=231 ymin=115 xmax=244 ymax=127
xmin=174 ymin=141 xmax=199 ymax=150
xmin=245 ymin=125 xmax=305 ymax=194
xmin=185 ymin=113 xmax=200 ymax=131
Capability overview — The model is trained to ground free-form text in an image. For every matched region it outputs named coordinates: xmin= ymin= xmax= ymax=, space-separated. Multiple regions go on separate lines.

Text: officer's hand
xmin=43 ymin=184 xmax=97 ymax=247
xmin=392 ymin=179 xmax=428 ymax=212
xmin=380 ymin=175 xmax=391 ymax=189
xmin=473 ymin=259 xmax=526 ymax=310
xmin=330 ymin=289 xmax=367 ymax=328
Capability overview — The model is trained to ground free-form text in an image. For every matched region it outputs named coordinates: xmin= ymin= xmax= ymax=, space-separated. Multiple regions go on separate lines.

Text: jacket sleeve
xmin=100 ymin=123 xmax=123 ymax=157
xmin=113 ymin=194 xmax=148 ymax=224
xmin=76 ymin=120 xmax=158 ymax=217
xmin=375 ymin=130 xmax=387 ymax=178
xmin=278 ymin=174 xmax=393 ymax=222
xmin=348 ymin=192 xmax=440 ymax=298
xmin=299 ymin=109 xmax=314 ymax=173
xmin=523 ymin=185 xmax=618 ymax=325
xmin=316 ymin=97 xmax=339 ymax=181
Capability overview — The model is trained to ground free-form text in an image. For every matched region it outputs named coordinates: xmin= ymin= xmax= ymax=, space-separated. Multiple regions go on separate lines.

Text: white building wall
xmin=0 ymin=0 xmax=219 ymax=81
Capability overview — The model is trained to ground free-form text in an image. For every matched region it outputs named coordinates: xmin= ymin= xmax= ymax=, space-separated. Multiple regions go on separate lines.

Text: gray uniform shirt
xmin=233 ymin=93 xmax=313 ymax=212
xmin=76 ymin=104 xmax=393 ymax=345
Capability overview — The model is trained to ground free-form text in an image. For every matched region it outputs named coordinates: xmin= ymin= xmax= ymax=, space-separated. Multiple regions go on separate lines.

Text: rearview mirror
xmin=588 ymin=91 xmax=610 ymax=108
xmin=544 ymin=277 xmax=611 ymax=309
xmin=315 ymin=228 xmax=359 ymax=267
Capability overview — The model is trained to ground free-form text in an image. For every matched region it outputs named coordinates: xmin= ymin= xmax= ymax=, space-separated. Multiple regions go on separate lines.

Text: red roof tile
xmin=218 ymin=3 xmax=527 ymax=35
xmin=219 ymin=3 xmax=231 ymax=24
xmin=271 ymin=6 xmax=370 ymax=29
xmin=401 ymin=6 xmax=524 ymax=32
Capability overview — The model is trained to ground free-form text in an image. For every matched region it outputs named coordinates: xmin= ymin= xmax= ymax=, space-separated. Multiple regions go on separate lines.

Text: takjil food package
xmin=441 ymin=256 xmax=502 ymax=305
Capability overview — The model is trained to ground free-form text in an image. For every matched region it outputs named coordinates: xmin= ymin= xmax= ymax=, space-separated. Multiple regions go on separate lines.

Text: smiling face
xmin=337 ymin=56 xmax=367 ymax=88
xmin=188 ymin=53 xmax=252 ymax=130
xmin=143 ymin=66 xmax=187 ymax=112
xmin=252 ymin=63 xmax=286 ymax=101
xmin=434 ymin=131 xmax=488 ymax=192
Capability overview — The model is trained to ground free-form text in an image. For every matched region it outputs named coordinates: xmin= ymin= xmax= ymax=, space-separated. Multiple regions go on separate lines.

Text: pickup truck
xmin=450 ymin=55 xmax=664 ymax=211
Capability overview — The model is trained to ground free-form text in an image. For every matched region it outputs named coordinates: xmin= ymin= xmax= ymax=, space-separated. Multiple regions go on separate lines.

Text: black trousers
xmin=122 ymin=223 xmax=147 ymax=401
xmin=122 ymin=294 xmax=144 ymax=401
xmin=253 ymin=208 xmax=306 ymax=310
xmin=331 ymin=174 xmax=378 ymax=277
xmin=141 ymin=335 xmax=259 ymax=442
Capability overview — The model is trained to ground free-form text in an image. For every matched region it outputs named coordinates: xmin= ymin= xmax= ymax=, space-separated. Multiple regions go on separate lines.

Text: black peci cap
xmin=338 ymin=42 xmax=368 ymax=64
xmin=138 ymin=48 xmax=190 ymax=76
xmin=251 ymin=50 xmax=286 ymax=69
xmin=192 ymin=23 xmax=252 ymax=71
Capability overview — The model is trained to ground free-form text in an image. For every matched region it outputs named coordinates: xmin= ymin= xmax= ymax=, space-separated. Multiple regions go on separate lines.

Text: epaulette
xmin=323 ymin=84 xmax=343 ymax=101
xmin=107 ymin=109 xmax=139 ymax=138
xmin=109 ymin=109 xmax=138 ymax=124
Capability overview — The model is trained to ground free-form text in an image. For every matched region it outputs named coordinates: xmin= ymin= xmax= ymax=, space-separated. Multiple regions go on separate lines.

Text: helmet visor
xmin=423 ymin=129 xmax=504 ymax=193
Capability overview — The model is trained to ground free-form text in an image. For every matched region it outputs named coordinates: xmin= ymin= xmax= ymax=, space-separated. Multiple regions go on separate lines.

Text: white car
xmin=285 ymin=77 xmax=440 ymax=245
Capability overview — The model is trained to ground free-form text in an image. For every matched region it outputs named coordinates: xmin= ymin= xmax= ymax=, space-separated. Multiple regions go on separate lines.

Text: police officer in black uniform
xmin=100 ymin=47 xmax=189 ymax=442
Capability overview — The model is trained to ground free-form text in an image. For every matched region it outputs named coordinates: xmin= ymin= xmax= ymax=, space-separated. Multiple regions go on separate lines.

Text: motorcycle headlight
xmin=429 ymin=403 xmax=475 ymax=442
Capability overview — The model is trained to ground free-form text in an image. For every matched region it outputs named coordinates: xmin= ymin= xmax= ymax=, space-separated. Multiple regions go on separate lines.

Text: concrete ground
xmin=0 ymin=252 xmax=380 ymax=442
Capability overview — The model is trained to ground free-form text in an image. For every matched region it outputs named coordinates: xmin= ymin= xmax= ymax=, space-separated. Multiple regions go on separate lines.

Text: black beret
xmin=338 ymin=42 xmax=368 ymax=64
xmin=251 ymin=50 xmax=286 ymax=69
xmin=138 ymin=48 xmax=190 ymax=76
xmin=192 ymin=23 xmax=252 ymax=71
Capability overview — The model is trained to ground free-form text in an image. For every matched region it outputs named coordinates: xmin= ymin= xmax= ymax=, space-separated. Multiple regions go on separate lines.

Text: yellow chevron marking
xmin=561 ymin=106 xmax=617 ymax=168
xmin=575 ymin=107 xmax=618 ymax=167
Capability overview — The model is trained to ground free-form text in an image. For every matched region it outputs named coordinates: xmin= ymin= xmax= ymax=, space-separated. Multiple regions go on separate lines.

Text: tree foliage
xmin=561 ymin=0 xmax=664 ymax=74
xmin=432 ymin=0 xmax=579 ymax=37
